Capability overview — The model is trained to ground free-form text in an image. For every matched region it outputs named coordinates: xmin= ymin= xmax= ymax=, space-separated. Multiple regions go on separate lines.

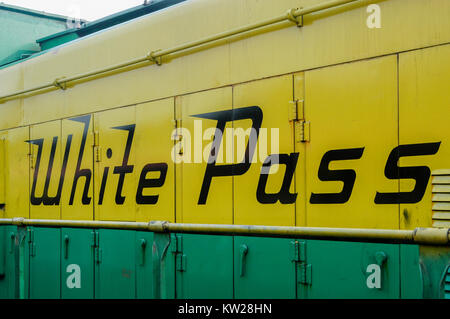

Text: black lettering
xmin=69 ymin=115 xmax=92 ymax=205
xmin=310 ymin=147 xmax=364 ymax=204
xmin=256 ymin=153 xmax=299 ymax=204
xmin=194 ymin=106 xmax=263 ymax=204
xmin=98 ymin=167 xmax=109 ymax=205
xmin=136 ymin=163 xmax=168 ymax=204
xmin=374 ymin=142 xmax=440 ymax=204
xmin=112 ymin=125 xmax=135 ymax=205
xmin=28 ymin=135 xmax=71 ymax=206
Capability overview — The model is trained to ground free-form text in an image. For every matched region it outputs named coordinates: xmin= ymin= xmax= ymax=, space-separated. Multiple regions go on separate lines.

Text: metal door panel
xmin=399 ymin=45 xmax=450 ymax=229
xmin=234 ymin=236 xmax=296 ymax=299
xmin=176 ymin=87 xmax=233 ymax=224
xmin=233 ymin=75 xmax=296 ymax=226
xmin=135 ymin=99 xmax=175 ymax=222
xmin=29 ymin=121 xmax=62 ymax=219
xmin=61 ymin=228 xmax=94 ymax=299
xmin=94 ymin=107 xmax=136 ymax=221
xmin=305 ymin=56 xmax=398 ymax=228
xmin=176 ymin=234 xmax=233 ymax=299
xmin=61 ymin=116 xmax=94 ymax=220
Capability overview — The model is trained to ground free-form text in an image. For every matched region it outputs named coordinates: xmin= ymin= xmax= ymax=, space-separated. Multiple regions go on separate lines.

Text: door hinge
xmin=289 ymin=99 xmax=304 ymax=122
xmin=29 ymin=144 xmax=36 ymax=169
xmin=173 ymin=234 xmax=185 ymax=271
xmin=92 ymin=231 xmax=101 ymax=263
xmin=28 ymin=228 xmax=36 ymax=257
xmin=27 ymin=228 xmax=34 ymax=243
xmin=290 ymin=240 xmax=300 ymax=262
xmin=171 ymin=234 xmax=183 ymax=253
xmin=293 ymin=240 xmax=311 ymax=285
xmin=94 ymin=131 xmax=101 ymax=162
xmin=290 ymin=241 xmax=307 ymax=262
xmin=295 ymin=120 xmax=310 ymax=143
xmin=176 ymin=254 xmax=187 ymax=272
xmin=93 ymin=131 xmax=99 ymax=146
xmin=299 ymin=263 xmax=312 ymax=285
xmin=91 ymin=231 xmax=99 ymax=247
xmin=95 ymin=247 xmax=102 ymax=264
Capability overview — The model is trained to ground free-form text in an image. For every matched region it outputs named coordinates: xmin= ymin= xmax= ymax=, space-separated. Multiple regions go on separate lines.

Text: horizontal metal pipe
xmin=0 ymin=218 xmax=448 ymax=246
xmin=0 ymin=0 xmax=359 ymax=104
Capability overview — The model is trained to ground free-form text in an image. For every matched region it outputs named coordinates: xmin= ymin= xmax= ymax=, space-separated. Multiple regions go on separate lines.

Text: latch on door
xmin=239 ymin=244 xmax=249 ymax=277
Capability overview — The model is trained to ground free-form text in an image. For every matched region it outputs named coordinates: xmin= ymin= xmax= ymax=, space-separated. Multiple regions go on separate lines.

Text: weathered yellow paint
xmin=176 ymin=87 xmax=233 ymax=224
xmin=94 ymin=107 xmax=136 ymax=221
xmin=135 ymin=99 xmax=175 ymax=222
xmin=305 ymin=56 xmax=398 ymax=229
xmin=399 ymin=44 xmax=450 ymax=229
xmin=294 ymin=72 xmax=307 ymax=227
xmin=0 ymin=0 xmax=447 ymax=229
xmin=29 ymin=120 xmax=61 ymax=219
xmin=60 ymin=116 xmax=94 ymax=220
xmin=233 ymin=75 xmax=295 ymax=226
xmin=3 ymin=127 xmax=29 ymax=218
xmin=0 ymin=0 xmax=448 ymax=129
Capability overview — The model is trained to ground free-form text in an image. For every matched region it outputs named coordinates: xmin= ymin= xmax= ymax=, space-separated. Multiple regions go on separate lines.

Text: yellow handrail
xmin=0 ymin=218 xmax=449 ymax=246
xmin=0 ymin=0 xmax=359 ymax=104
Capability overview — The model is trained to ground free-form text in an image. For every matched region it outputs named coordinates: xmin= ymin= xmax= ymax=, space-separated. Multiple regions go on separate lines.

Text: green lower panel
xmin=302 ymin=240 xmax=400 ymax=299
xmin=136 ymin=231 xmax=153 ymax=299
xmin=419 ymin=245 xmax=450 ymax=299
xmin=61 ymin=228 xmax=94 ymax=299
xmin=400 ymin=244 xmax=423 ymax=299
xmin=0 ymin=227 xmax=5 ymax=278
xmin=0 ymin=226 xmax=17 ymax=299
xmin=176 ymin=234 xmax=233 ymax=299
xmin=234 ymin=237 xmax=296 ymax=299
xmin=29 ymin=227 xmax=61 ymax=299
xmin=1 ymin=225 xmax=448 ymax=299
xmin=95 ymin=229 xmax=136 ymax=299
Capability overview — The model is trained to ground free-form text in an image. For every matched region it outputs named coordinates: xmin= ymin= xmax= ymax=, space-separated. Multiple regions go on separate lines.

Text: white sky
xmin=2 ymin=0 xmax=147 ymax=21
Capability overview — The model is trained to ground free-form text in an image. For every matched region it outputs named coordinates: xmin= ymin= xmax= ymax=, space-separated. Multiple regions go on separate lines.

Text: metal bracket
xmin=176 ymin=254 xmax=187 ymax=272
xmin=286 ymin=8 xmax=303 ymax=27
xmin=147 ymin=50 xmax=163 ymax=66
xmin=53 ymin=77 xmax=67 ymax=90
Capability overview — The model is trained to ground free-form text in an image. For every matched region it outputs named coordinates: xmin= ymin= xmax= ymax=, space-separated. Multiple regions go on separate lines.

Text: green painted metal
xmin=94 ymin=229 xmax=136 ymax=299
xmin=28 ymin=227 xmax=60 ymax=299
xmin=0 ymin=226 xmax=17 ymax=299
xmin=36 ymin=0 xmax=185 ymax=52
xmin=39 ymin=33 xmax=79 ymax=52
xmin=175 ymin=234 xmax=233 ymax=299
xmin=136 ymin=231 xmax=153 ymax=299
xmin=16 ymin=227 xmax=29 ymax=299
xmin=0 ymin=227 xmax=5 ymax=277
xmin=152 ymin=232 xmax=175 ymax=299
xmin=300 ymin=240 xmax=400 ymax=299
xmin=0 ymin=5 xmax=68 ymax=67
xmin=400 ymin=245 xmax=423 ymax=299
xmin=234 ymin=237 xmax=296 ymax=299
xmin=419 ymin=245 xmax=450 ymax=299
xmin=0 ymin=224 xmax=449 ymax=299
xmin=61 ymin=228 xmax=94 ymax=299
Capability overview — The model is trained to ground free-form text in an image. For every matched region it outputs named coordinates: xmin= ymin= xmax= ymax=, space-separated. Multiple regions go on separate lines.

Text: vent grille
xmin=445 ymin=266 xmax=450 ymax=300
xmin=431 ymin=170 xmax=450 ymax=228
